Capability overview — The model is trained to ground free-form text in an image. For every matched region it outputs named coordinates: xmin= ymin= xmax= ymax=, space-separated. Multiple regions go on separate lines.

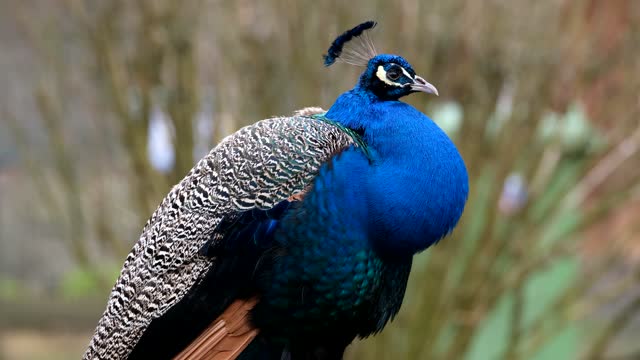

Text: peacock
xmin=83 ymin=21 xmax=468 ymax=360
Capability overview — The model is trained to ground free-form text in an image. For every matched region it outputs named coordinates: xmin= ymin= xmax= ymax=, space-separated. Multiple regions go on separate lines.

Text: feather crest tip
xmin=323 ymin=21 xmax=378 ymax=67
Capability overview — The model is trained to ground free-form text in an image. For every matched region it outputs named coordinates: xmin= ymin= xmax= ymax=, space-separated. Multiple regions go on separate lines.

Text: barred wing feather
xmin=83 ymin=113 xmax=358 ymax=360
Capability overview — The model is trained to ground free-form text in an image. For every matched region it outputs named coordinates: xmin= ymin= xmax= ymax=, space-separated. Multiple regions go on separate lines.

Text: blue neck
xmin=325 ymin=87 xmax=469 ymax=258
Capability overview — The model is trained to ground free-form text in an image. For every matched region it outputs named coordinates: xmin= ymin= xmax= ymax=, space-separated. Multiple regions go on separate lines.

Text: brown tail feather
xmin=173 ymin=298 xmax=259 ymax=360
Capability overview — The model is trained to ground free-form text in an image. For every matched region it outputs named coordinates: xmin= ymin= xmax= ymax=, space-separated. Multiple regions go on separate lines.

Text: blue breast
xmin=326 ymin=89 xmax=469 ymax=258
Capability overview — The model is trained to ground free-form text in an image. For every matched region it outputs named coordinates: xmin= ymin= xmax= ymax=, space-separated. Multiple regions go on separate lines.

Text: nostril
xmin=414 ymin=76 xmax=427 ymax=85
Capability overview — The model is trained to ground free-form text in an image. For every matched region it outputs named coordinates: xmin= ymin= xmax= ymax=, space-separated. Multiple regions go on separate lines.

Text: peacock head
xmin=323 ymin=21 xmax=438 ymax=101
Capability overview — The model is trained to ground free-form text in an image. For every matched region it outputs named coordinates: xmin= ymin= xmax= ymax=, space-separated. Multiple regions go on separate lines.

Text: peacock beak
xmin=410 ymin=76 xmax=439 ymax=96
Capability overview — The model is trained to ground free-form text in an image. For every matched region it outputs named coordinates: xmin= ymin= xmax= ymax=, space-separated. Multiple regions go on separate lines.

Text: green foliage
xmin=0 ymin=276 xmax=23 ymax=301
xmin=58 ymin=265 xmax=122 ymax=300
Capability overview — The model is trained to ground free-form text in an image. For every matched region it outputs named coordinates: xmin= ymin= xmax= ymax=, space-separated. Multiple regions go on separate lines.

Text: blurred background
xmin=1 ymin=0 xmax=639 ymax=359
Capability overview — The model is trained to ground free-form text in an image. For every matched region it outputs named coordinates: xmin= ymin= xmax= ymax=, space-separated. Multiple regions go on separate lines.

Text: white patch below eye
xmin=376 ymin=66 xmax=402 ymax=87
xmin=376 ymin=65 xmax=413 ymax=87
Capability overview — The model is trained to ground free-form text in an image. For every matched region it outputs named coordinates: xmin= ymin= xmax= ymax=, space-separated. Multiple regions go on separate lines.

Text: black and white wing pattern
xmin=83 ymin=112 xmax=359 ymax=360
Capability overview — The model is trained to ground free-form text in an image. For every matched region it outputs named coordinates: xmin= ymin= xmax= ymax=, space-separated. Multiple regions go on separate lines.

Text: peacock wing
xmin=83 ymin=109 xmax=360 ymax=360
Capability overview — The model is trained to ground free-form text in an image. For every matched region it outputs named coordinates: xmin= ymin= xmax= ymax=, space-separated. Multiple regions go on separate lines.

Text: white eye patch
xmin=376 ymin=65 xmax=413 ymax=87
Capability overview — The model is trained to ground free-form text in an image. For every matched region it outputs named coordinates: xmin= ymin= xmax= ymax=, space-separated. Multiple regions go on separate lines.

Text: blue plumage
xmin=97 ymin=21 xmax=468 ymax=360
xmin=251 ymin=29 xmax=468 ymax=358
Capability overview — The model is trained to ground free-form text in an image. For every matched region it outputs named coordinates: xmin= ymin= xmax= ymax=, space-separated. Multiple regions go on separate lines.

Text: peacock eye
xmin=387 ymin=69 xmax=401 ymax=81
